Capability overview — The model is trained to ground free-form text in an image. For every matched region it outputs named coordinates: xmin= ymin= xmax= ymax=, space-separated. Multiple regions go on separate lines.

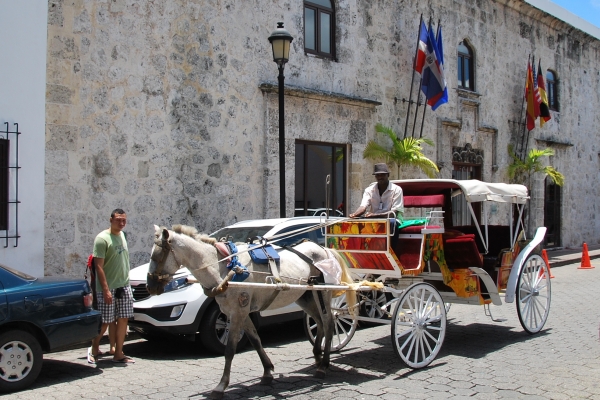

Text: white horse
xmin=146 ymin=224 xmax=356 ymax=399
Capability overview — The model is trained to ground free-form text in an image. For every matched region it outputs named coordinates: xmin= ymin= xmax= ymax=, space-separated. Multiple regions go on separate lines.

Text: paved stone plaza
xmin=13 ymin=259 xmax=600 ymax=399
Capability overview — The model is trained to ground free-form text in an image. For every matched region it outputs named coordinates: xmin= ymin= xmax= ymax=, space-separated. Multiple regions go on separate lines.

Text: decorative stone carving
xmin=452 ymin=143 xmax=484 ymax=165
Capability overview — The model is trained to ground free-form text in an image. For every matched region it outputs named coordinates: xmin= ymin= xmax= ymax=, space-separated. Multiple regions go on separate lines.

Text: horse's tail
xmin=330 ymin=248 xmax=384 ymax=317
xmin=330 ymin=249 xmax=358 ymax=316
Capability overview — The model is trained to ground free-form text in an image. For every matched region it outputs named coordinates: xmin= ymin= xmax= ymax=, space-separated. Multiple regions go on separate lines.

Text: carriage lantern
xmin=268 ymin=22 xmax=293 ymax=217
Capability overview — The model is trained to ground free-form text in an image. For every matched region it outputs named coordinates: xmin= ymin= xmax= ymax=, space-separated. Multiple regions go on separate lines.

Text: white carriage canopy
xmin=392 ymin=179 xmax=529 ymax=204
xmin=391 ymin=179 xmax=529 ymax=252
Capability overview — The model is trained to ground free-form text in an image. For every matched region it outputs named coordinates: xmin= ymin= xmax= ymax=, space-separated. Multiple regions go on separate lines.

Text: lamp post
xmin=268 ymin=22 xmax=293 ymax=218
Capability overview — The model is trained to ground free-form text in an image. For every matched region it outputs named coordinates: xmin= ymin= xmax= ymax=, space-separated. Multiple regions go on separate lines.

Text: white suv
xmin=128 ymin=216 xmax=337 ymax=354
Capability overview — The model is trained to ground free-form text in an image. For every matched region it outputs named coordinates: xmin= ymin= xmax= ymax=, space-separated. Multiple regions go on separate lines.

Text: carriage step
xmin=484 ymin=303 xmax=507 ymax=322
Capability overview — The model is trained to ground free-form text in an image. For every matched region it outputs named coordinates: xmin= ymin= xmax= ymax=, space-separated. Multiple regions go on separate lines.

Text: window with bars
xmin=0 ymin=122 xmax=20 ymax=247
xmin=304 ymin=0 xmax=335 ymax=59
xmin=0 ymin=139 xmax=7 ymax=230
xmin=546 ymin=70 xmax=558 ymax=111
xmin=451 ymin=164 xmax=481 ymax=226
xmin=457 ymin=41 xmax=475 ymax=91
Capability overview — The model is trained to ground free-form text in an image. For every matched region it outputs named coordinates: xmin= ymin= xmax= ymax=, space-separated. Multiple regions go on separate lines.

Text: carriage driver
xmin=349 ymin=163 xmax=404 ymax=220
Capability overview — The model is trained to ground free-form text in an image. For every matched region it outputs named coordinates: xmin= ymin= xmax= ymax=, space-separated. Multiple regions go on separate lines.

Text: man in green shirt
xmin=88 ymin=209 xmax=135 ymax=364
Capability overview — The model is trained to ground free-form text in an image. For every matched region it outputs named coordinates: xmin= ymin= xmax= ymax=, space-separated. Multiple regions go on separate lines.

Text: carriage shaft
xmin=225 ymin=281 xmax=378 ymax=292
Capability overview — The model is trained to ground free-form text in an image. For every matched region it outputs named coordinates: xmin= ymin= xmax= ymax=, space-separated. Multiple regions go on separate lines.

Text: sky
xmin=549 ymin=0 xmax=600 ymax=28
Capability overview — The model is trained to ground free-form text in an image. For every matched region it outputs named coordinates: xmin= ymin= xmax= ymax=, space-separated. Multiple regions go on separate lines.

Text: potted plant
xmin=507 ymin=145 xmax=564 ymax=237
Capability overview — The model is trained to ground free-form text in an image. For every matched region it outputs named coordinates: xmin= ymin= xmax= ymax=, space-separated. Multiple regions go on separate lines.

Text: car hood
xmin=129 ymin=263 xmax=192 ymax=283
xmin=21 ymin=276 xmax=89 ymax=291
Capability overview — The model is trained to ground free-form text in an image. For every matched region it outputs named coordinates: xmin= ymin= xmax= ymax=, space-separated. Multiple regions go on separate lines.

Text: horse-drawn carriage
xmin=147 ymin=179 xmax=551 ymax=398
xmin=310 ymin=178 xmax=551 ymax=368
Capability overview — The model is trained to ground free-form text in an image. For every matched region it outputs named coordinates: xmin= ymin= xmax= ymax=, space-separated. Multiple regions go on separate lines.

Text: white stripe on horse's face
xmin=147 ymin=233 xmax=181 ymax=295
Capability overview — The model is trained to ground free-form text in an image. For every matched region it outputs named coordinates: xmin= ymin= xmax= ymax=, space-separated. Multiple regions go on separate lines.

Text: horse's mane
xmin=172 ymin=224 xmax=216 ymax=245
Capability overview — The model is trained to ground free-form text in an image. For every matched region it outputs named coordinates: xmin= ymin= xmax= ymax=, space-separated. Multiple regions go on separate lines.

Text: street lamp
xmin=268 ymin=22 xmax=293 ymax=218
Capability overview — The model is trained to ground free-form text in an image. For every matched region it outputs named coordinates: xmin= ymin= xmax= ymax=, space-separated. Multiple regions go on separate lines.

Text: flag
xmin=414 ymin=20 xmax=428 ymax=73
xmin=430 ymin=23 xmax=448 ymax=110
xmin=420 ymin=22 xmax=447 ymax=110
xmin=537 ymin=60 xmax=551 ymax=127
xmin=532 ymin=57 xmax=541 ymax=119
xmin=525 ymin=60 xmax=537 ymax=131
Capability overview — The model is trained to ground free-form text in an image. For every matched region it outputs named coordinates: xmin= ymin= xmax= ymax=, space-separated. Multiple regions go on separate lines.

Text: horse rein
xmin=147 ymin=237 xmax=181 ymax=282
xmin=148 ymin=218 xmax=351 ymax=286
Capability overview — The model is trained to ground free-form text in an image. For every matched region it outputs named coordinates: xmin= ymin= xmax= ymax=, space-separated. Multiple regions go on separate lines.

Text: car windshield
xmin=273 ymin=224 xmax=325 ymax=246
xmin=210 ymin=226 xmax=273 ymax=243
xmin=0 ymin=264 xmax=36 ymax=281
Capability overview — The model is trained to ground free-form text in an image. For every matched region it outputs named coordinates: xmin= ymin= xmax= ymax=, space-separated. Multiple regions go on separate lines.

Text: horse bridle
xmin=147 ymin=236 xmax=180 ymax=282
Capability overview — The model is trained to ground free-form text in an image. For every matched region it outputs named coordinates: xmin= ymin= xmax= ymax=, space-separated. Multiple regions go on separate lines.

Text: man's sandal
xmin=87 ymin=347 xmax=97 ymax=364
xmin=111 ymin=356 xmax=135 ymax=364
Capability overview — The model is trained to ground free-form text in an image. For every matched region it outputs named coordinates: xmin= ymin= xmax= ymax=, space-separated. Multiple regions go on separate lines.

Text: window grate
xmin=0 ymin=122 xmax=21 ymax=248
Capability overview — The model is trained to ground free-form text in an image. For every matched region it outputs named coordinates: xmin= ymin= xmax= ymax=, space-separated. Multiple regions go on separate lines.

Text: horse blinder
xmin=148 ymin=238 xmax=174 ymax=282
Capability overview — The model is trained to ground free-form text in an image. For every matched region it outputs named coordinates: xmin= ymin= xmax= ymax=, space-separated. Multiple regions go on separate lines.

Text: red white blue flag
xmin=414 ymin=21 xmax=428 ymax=73
xmin=430 ymin=24 xmax=448 ymax=110
xmin=420 ymin=22 xmax=447 ymax=110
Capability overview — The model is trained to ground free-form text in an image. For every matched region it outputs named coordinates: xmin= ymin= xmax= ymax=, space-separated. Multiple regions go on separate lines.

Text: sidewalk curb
xmin=547 ymin=253 xmax=600 ymax=268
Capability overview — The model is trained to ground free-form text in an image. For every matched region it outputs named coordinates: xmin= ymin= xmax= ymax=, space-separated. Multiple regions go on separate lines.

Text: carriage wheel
xmin=516 ymin=254 xmax=551 ymax=334
xmin=304 ymin=293 xmax=358 ymax=352
xmin=391 ymin=283 xmax=446 ymax=369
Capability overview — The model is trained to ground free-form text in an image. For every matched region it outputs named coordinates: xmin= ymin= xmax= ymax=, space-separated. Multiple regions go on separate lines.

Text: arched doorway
xmin=543 ymin=177 xmax=561 ymax=248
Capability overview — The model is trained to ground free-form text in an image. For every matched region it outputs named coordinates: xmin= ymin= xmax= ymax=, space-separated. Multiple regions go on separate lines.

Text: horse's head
xmin=147 ymin=225 xmax=180 ymax=295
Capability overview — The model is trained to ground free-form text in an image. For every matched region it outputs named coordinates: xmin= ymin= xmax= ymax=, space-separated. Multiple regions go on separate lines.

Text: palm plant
xmin=508 ymin=145 xmax=564 ymax=236
xmin=363 ymin=124 xmax=439 ymax=178
xmin=507 ymin=145 xmax=564 ymax=188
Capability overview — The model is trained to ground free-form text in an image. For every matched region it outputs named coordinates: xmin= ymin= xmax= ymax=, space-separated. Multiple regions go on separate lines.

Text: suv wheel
xmin=0 ymin=330 xmax=43 ymax=392
xmin=198 ymin=303 xmax=248 ymax=354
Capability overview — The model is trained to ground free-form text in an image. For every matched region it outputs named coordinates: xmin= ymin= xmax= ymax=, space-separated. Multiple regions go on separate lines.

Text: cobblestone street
xmin=12 ymin=259 xmax=600 ymax=399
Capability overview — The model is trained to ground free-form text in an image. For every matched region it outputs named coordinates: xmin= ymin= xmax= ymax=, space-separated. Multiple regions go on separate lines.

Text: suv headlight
xmin=163 ymin=275 xmax=193 ymax=293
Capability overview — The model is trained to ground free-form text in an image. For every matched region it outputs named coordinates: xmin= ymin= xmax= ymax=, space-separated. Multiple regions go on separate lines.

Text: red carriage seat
xmin=443 ymin=235 xmax=483 ymax=269
xmin=403 ymin=194 xmax=445 ymax=208
xmin=392 ymin=194 xmax=446 ymax=270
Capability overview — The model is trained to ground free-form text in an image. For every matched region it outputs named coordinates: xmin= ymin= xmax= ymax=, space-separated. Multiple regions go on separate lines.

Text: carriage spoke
xmin=418 ymin=290 xmax=426 ymax=317
xmin=423 ymin=328 xmax=439 ymax=343
xmin=334 ymin=319 xmax=349 ymax=339
xmin=395 ymin=320 xmax=415 ymax=328
xmin=419 ymin=334 xmax=427 ymax=363
xmin=395 ymin=327 xmax=413 ymax=339
xmin=408 ymin=334 xmax=417 ymax=363
xmin=412 ymin=336 xmax=419 ymax=364
xmin=520 ymin=292 xmax=532 ymax=302
xmin=424 ymin=324 xmax=442 ymax=332
xmin=423 ymin=331 xmax=434 ymax=354
xmin=399 ymin=330 xmax=416 ymax=352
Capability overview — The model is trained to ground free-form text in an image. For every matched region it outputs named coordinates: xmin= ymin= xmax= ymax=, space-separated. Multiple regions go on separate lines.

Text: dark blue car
xmin=0 ymin=263 xmax=101 ymax=392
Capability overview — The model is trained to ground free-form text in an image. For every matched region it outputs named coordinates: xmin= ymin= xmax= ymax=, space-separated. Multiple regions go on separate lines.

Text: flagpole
xmin=523 ymin=55 xmax=536 ymax=158
xmin=518 ymin=54 xmax=531 ymax=160
xmin=412 ymin=81 xmax=424 ymax=138
xmin=403 ymin=14 xmax=424 ymax=139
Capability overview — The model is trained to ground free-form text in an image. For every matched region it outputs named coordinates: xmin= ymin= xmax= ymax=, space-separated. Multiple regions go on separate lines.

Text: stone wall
xmin=45 ymin=0 xmax=600 ymax=275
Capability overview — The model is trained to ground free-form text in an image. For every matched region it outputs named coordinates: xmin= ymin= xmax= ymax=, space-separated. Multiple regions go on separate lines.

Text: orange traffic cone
xmin=541 ymin=249 xmax=555 ymax=278
xmin=578 ymin=242 xmax=594 ymax=269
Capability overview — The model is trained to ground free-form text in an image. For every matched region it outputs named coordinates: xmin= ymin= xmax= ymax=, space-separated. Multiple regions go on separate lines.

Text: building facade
xmin=1 ymin=0 xmax=599 ymax=276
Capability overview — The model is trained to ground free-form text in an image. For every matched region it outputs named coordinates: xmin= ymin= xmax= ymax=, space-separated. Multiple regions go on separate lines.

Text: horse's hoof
xmin=210 ymin=390 xmax=224 ymax=400
xmin=314 ymin=370 xmax=326 ymax=379
xmin=260 ymin=376 xmax=273 ymax=385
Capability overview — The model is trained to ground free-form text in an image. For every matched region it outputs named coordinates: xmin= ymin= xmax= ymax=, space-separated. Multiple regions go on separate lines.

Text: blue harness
xmin=224 ymin=241 xmax=249 ymax=282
